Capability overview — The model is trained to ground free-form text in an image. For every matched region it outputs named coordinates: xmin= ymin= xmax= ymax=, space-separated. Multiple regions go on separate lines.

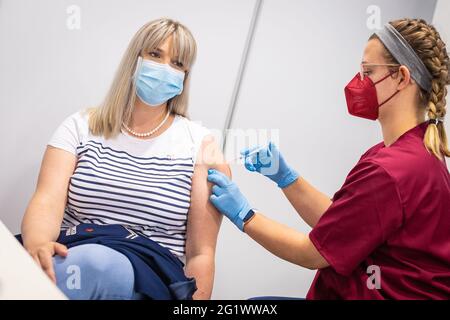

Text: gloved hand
xmin=241 ymin=141 xmax=299 ymax=188
xmin=207 ymin=169 xmax=254 ymax=231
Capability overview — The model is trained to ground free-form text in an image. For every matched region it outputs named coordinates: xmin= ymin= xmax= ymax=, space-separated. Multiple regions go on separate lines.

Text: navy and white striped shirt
xmin=48 ymin=110 xmax=210 ymax=258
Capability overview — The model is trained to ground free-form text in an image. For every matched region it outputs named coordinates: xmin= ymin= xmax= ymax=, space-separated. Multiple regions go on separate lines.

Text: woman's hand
xmin=241 ymin=142 xmax=299 ymax=188
xmin=25 ymin=241 xmax=68 ymax=283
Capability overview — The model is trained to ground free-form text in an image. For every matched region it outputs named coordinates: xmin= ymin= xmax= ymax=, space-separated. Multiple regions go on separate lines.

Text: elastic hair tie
xmin=428 ymin=118 xmax=444 ymax=125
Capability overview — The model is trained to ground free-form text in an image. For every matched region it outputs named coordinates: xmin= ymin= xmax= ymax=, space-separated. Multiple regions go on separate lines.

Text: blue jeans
xmin=53 ymin=243 xmax=144 ymax=300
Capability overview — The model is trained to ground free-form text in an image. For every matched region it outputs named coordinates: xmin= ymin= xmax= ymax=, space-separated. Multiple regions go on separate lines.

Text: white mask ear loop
xmin=132 ymin=56 xmax=143 ymax=82
xmin=128 ymin=56 xmax=143 ymax=125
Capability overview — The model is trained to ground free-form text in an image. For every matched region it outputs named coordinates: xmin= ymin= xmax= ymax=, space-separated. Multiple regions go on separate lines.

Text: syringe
xmin=229 ymin=145 xmax=266 ymax=162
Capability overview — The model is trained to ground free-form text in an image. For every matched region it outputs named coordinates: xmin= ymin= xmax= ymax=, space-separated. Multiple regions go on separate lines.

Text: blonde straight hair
xmin=86 ymin=18 xmax=197 ymax=139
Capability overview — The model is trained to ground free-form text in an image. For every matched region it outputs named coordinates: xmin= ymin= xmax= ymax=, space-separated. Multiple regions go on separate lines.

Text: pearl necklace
xmin=122 ymin=109 xmax=171 ymax=138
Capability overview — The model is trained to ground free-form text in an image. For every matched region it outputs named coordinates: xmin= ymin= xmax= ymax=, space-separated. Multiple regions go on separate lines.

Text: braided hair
xmin=373 ymin=18 xmax=450 ymax=160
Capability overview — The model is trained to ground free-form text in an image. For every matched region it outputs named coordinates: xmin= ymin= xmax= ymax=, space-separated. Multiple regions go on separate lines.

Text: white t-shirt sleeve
xmin=47 ymin=112 xmax=82 ymax=156
xmin=183 ymin=118 xmax=212 ymax=165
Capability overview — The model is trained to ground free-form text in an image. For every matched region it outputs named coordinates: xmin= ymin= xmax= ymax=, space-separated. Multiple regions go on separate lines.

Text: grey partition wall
xmin=0 ymin=0 xmax=442 ymax=299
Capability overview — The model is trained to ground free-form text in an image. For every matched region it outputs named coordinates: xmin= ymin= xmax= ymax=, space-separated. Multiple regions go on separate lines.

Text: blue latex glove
xmin=207 ymin=169 xmax=253 ymax=231
xmin=241 ymin=141 xmax=299 ymax=188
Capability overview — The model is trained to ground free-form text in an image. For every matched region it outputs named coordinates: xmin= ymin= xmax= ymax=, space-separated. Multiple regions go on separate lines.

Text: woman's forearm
xmin=21 ymin=193 xmax=64 ymax=248
xmin=185 ymin=254 xmax=215 ymax=300
xmin=243 ymin=212 xmax=329 ymax=270
xmin=282 ymin=177 xmax=332 ymax=228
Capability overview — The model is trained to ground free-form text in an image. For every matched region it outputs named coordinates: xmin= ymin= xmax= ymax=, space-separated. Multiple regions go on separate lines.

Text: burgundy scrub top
xmin=307 ymin=121 xmax=450 ymax=299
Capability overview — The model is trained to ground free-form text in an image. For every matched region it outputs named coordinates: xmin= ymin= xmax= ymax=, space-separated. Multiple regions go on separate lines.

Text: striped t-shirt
xmin=48 ymin=109 xmax=210 ymax=259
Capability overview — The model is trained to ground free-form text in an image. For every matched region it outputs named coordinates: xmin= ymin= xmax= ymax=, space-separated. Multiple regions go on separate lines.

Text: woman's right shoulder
xmin=74 ymin=107 xmax=94 ymax=123
xmin=48 ymin=108 xmax=94 ymax=156
xmin=59 ymin=107 xmax=95 ymax=133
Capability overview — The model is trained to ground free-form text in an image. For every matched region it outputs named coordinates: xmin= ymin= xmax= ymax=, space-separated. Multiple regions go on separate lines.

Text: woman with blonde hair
xmin=208 ymin=18 xmax=450 ymax=299
xmin=19 ymin=18 xmax=229 ymax=300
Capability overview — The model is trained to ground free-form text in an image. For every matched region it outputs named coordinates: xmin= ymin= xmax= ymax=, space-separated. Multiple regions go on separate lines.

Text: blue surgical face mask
xmin=134 ymin=57 xmax=185 ymax=107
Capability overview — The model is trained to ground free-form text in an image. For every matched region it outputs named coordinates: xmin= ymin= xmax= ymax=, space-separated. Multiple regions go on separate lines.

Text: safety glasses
xmin=360 ymin=63 xmax=401 ymax=80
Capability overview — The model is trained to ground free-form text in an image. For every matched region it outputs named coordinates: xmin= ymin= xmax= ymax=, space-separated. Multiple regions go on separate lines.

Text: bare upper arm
xmin=194 ymin=134 xmax=231 ymax=177
xmin=33 ymin=146 xmax=77 ymax=209
xmin=185 ymin=135 xmax=230 ymax=258
xmin=304 ymin=235 xmax=330 ymax=270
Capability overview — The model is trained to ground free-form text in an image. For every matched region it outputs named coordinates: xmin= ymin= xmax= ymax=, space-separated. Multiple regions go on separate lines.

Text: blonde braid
xmin=386 ymin=19 xmax=450 ymax=160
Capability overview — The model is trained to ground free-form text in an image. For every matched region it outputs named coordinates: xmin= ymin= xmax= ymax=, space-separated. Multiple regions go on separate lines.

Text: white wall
xmin=0 ymin=0 xmax=440 ymax=299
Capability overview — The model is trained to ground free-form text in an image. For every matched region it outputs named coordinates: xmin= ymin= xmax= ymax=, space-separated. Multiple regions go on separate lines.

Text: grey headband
xmin=376 ymin=23 xmax=432 ymax=92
